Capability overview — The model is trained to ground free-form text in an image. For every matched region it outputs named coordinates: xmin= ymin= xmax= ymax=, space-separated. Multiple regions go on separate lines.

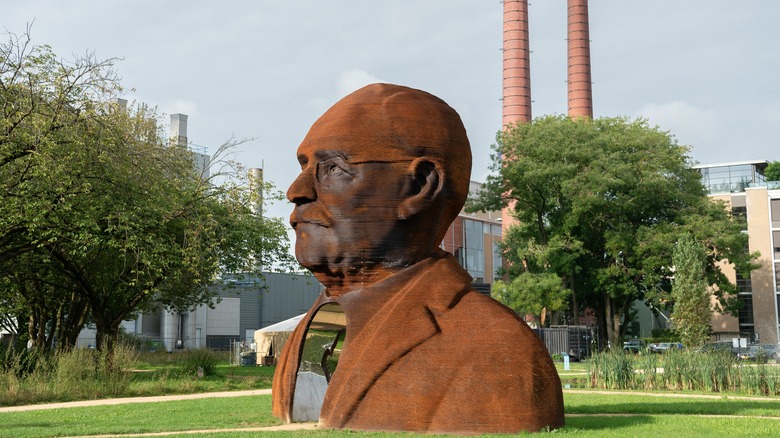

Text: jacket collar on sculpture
xmin=320 ymin=250 xmax=473 ymax=427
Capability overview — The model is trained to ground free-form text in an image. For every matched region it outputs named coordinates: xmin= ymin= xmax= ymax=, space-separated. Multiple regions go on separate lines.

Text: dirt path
xmin=564 ymin=389 xmax=780 ymax=402
xmin=4 ymin=387 xmax=778 ymax=414
xmin=0 ymin=389 xmax=272 ymax=413
xmin=67 ymin=423 xmax=320 ymax=438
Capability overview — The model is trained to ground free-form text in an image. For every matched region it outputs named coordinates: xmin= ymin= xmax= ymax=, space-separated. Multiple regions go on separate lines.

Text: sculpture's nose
xmin=287 ymin=166 xmax=317 ymax=205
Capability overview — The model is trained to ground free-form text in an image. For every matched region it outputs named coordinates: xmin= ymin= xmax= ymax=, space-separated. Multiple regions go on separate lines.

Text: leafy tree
xmin=765 ymin=160 xmax=780 ymax=182
xmin=1 ymin=27 xmax=119 ymax=264
xmin=492 ymin=273 xmax=569 ymax=327
xmin=0 ymin=29 xmax=294 ymax=353
xmin=470 ymin=115 xmax=756 ymax=348
xmin=670 ymin=233 xmax=711 ymax=348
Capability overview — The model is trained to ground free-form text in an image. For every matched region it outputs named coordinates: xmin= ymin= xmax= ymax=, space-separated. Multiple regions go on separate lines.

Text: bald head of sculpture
xmin=287 ymin=83 xmax=472 ymax=291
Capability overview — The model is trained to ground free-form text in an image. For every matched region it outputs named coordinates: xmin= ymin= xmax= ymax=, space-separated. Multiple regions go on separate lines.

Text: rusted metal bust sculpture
xmin=272 ymin=83 xmax=564 ymax=433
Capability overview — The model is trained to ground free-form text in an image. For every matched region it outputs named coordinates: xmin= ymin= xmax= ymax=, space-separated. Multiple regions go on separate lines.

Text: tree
xmin=1 ymin=27 xmax=120 ymax=264
xmin=670 ymin=233 xmax=711 ymax=348
xmin=765 ymin=161 xmax=780 ymax=182
xmin=492 ymin=273 xmax=569 ymax=327
xmin=470 ymin=115 xmax=756 ymax=348
xmin=0 ymin=29 xmax=294 ymax=353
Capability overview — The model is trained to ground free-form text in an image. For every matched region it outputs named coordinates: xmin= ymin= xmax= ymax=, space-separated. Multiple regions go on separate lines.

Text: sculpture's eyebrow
xmin=313 ymin=150 xmax=347 ymax=161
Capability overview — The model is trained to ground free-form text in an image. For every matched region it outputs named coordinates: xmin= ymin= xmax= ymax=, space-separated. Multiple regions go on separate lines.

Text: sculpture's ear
xmin=398 ymin=157 xmax=445 ymax=220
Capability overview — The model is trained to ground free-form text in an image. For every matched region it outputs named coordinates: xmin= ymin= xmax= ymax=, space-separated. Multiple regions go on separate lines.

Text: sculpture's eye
xmin=317 ymin=157 xmax=350 ymax=182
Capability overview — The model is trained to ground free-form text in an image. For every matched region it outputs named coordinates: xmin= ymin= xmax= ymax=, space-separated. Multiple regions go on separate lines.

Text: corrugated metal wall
xmin=259 ymin=272 xmax=323 ymax=328
xmin=211 ymin=272 xmax=323 ymax=337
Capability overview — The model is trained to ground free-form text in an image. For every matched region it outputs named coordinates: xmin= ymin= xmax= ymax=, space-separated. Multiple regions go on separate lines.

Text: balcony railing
xmin=746 ymin=180 xmax=780 ymax=190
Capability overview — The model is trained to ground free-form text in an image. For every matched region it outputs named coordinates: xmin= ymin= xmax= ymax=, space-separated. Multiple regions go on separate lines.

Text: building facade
xmin=694 ymin=160 xmax=780 ymax=346
xmin=440 ymin=181 xmax=503 ymax=294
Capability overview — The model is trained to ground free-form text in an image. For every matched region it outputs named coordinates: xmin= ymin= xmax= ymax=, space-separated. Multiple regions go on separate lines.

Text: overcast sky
xmin=6 ymin=1 xmax=779 ymax=225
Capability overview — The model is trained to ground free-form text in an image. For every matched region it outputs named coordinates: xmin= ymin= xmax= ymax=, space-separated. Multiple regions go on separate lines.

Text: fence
xmin=72 ymin=335 xmax=244 ymax=352
xmin=533 ymin=325 xmax=598 ymax=360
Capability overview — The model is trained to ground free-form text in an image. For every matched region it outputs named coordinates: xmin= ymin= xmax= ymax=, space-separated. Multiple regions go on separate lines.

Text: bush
xmin=647 ymin=328 xmax=680 ymax=344
xmin=180 ymin=349 xmax=221 ymax=377
xmin=0 ymin=340 xmax=55 ymax=378
xmin=53 ymin=344 xmax=137 ymax=398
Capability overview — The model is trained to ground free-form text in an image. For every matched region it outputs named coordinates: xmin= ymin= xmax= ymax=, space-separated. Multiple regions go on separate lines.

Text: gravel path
xmin=0 ymin=389 xmax=272 ymax=413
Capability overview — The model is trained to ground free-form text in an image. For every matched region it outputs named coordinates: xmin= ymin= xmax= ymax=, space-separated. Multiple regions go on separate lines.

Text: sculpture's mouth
xmin=290 ymin=211 xmax=331 ymax=229
xmin=293 ymin=219 xmax=328 ymax=228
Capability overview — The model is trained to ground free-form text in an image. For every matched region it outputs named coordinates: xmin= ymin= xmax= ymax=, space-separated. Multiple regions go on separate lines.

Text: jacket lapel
xmin=321 ymin=253 xmax=472 ymax=427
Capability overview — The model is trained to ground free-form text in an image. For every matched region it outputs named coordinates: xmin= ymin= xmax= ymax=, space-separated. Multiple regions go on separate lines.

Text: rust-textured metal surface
xmin=272 ymin=83 xmax=564 ymax=434
xmin=567 ymin=0 xmax=594 ymax=118
xmin=502 ymin=0 xmax=532 ymax=127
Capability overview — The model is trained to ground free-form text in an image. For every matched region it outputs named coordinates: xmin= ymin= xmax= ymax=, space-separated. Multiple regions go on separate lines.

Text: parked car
xmin=697 ymin=341 xmax=737 ymax=356
xmin=737 ymin=344 xmax=777 ymax=363
xmin=623 ymin=339 xmax=646 ymax=354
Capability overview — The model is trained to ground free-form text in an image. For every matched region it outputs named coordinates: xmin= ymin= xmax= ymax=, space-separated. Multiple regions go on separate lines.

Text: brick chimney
xmin=567 ymin=0 xmax=593 ymax=118
xmin=501 ymin=0 xmax=532 ymax=228
xmin=502 ymin=0 xmax=532 ymax=127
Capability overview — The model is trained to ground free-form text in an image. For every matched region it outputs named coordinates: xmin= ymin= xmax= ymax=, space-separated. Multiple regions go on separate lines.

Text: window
xmin=462 ymin=219 xmax=484 ymax=281
xmin=776 ymin=263 xmax=780 ymax=291
xmin=774 ymin=231 xmax=780 ymax=260
xmin=698 ymin=164 xmax=765 ymax=194
xmin=736 ymin=273 xmax=752 ymax=293
xmin=492 ymin=242 xmax=502 ymax=281
xmin=731 ymin=206 xmax=748 ymax=231
xmin=777 ymin=294 xmax=780 ymax=327
xmin=737 ymin=294 xmax=754 ymax=327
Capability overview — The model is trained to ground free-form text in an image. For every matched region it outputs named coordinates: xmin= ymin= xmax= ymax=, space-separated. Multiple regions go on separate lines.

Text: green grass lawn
xmin=2 ymin=391 xmax=779 ymax=437
xmin=125 ymin=363 xmax=276 ymax=396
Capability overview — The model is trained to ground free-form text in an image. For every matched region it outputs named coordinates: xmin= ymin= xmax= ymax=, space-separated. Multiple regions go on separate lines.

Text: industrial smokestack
xmin=502 ymin=0 xmax=532 ymax=126
xmin=248 ymin=167 xmax=263 ymax=217
xmin=248 ymin=167 xmax=264 ymax=272
xmin=501 ymin=0 xmax=531 ymax=228
xmin=567 ymin=0 xmax=594 ymax=118
xmin=170 ymin=113 xmax=188 ymax=147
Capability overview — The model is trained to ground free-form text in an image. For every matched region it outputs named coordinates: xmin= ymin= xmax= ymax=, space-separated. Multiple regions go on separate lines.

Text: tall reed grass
xmin=587 ymin=349 xmax=779 ymax=396
xmin=0 ymin=344 xmax=137 ymax=406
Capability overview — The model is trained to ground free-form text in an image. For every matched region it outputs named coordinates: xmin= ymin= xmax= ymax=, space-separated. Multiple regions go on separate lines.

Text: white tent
xmin=254 ymin=314 xmax=304 ymax=365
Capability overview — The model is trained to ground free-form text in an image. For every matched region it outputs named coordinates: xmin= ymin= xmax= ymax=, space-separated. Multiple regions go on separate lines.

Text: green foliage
xmin=648 ymin=328 xmax=681 ymax=343
xmin=470 ymin=115 xmax=756 ymax=347
xmin=0 ymin=344 xmax=136 ymax=405
xmin=585 ymin=349 xmax=635 ymax=390
xmin=0 ymin=339 xmax=54 ymax=378
xmin=584 ymin=349 xmax=780 ymax=395
xmin=671 ymin=234 xmax=712 ymax=348
xmin=765 ymin=160 xmax=780 ymax=182
xmin=0 ymin=29 xmax=293 ymax=353
xmin=52 ymin=344 xmax=137 ymax=397
xmin=491 ymin=272 xmax=569 ymax=325
xmin=180 ymin=348 xmax=221 ymax=377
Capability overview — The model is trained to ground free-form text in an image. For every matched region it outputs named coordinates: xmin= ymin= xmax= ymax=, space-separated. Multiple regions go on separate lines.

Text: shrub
xmin=53 ymin=344 xmax=137 ymax=398
xmin=180 ymin=349 xmax=221 ymax=377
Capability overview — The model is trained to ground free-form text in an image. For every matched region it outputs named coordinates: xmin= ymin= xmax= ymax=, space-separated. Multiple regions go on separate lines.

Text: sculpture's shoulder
xmin=443 ymin=290 xmax=544 ymax=348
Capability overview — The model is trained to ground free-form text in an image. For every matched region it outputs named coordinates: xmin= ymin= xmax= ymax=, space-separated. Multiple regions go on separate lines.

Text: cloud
xmin=337 ymin=69 xmax=383 ymax=97
xmin=166 ymin=99 xmax=200 ymax=118
xmin=634 ymin=101 xmax=718 ymax=148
